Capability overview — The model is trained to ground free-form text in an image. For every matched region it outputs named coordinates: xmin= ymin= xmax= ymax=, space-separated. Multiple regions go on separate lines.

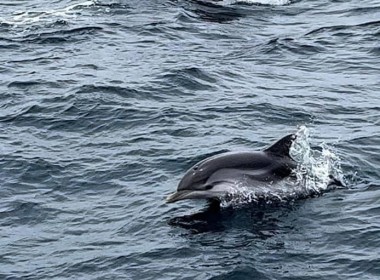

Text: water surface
xmin=0 ymin=0 xmax=379 ymax=279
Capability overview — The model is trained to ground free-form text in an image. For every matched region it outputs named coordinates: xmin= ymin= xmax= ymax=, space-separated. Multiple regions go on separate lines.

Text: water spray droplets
xmin=291 ymin=126 xmax=344 ymax=194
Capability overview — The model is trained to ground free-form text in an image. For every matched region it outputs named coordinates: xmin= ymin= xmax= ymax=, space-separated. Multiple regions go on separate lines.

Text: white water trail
xmin=224 ymin=0 xmax=291 ymax=5
xmin=0 ymin=1 xmax=95 ymax=26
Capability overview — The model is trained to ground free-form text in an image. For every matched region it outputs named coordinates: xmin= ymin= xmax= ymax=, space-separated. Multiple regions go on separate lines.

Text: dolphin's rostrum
xmin=167 ymin=134 xmax=297 ymax=203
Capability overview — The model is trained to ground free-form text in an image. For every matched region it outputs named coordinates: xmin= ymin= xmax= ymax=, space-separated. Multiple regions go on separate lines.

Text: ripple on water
xmin=0 ymin=0 xmax=380 ymax=279
xmin=0 ymin=200 xmax=59 ymax=226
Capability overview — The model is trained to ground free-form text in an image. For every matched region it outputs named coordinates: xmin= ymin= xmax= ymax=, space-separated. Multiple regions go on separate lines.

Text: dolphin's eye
xmin=193 ymin=166 xmax=198 ymax=171
xmin=205 ymin=185 xmax=213 ymax=190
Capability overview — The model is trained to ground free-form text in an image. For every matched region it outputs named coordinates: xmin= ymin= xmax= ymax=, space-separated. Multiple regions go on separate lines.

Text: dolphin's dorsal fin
xmin=264 ymin=134 xmax=296 ymax=158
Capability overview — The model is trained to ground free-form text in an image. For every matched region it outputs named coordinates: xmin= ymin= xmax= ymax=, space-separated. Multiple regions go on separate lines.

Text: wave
xmin=158 ymin=67 xmax=217 ymax=91
xmin=0 ymin=26 xmax=102 ymax=47
xmin=193 ymin=0 xmax=291 ymax=6
xmin=0 ymin=1 xmax=95 ymax=26
xmin=260 ymin=37 xmax=326 ymax=55
xmin=178 ymin=0 xmax=291 ymax=24
xmin=227 ymin=0 xmax=291 ymax=5
xmin=305 ymin=20 xmax=380 ymax=36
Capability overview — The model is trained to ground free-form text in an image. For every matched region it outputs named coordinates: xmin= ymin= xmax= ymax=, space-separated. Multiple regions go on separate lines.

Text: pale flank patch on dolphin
xmin=166 ymin=134 xmax=297 ymax=203
xmin=166 ymin=182 xmax=235 ymax=203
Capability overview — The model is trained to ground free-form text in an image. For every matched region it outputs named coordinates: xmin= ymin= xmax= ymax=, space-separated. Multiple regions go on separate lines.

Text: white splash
xmin=224 ymin=0 xmax=291 ymax=5
xmin=291 ymin=125 xmax=343 ymax=193
xmin=0 ymin=1 xmax=95 ymax=26
xmin=220 ymin=126 xmax=344 ymax=207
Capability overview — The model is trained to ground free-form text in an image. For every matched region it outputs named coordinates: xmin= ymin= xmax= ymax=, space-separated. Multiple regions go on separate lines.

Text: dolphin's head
xmin=166 ymin=182 xmax=230 ymax=203
xmin=166 ymin=161 xmax=229 ymax=203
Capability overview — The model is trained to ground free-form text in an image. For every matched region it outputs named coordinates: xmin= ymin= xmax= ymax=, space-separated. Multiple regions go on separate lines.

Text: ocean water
xmin=0 ymin=0 xmax=379 ymax=279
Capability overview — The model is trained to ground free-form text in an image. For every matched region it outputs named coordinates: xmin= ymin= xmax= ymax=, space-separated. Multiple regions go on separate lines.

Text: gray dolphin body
xmin=167 ymin=134 xmax=297 ymax=203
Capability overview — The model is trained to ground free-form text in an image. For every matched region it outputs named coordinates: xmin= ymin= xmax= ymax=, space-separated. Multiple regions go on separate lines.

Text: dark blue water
xmin=1 ymin=0 xmax=379 ymax=279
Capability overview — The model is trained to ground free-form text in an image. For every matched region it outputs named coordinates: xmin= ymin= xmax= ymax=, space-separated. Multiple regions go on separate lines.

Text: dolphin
xmin=167 ymin=134 xmax=298 ymax=203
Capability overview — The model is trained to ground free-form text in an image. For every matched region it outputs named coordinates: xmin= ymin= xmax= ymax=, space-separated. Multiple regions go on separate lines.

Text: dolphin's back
xmin=178 ymin=151 xmax=295 ymax=191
